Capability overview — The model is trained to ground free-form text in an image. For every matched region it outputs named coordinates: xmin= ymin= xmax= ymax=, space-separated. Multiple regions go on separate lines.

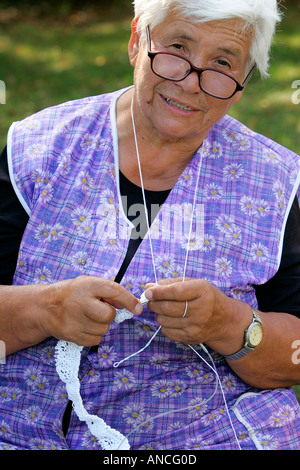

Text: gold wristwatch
xmin=224 ymin=309 xmax=263 ymax=361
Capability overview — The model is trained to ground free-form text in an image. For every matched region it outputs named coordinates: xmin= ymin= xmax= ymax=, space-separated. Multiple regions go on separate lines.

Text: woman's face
xmin=129 ymin=12 xmax=253 ymax=147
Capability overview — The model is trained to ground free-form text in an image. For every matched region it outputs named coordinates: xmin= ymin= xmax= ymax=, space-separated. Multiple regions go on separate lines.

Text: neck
xmin=117 ymin=89 xmax=204 ymax=191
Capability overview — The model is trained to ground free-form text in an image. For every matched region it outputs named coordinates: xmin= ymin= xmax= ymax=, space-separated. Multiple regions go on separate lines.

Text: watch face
xmin=248 ymin=324 xmax=263 ymax=347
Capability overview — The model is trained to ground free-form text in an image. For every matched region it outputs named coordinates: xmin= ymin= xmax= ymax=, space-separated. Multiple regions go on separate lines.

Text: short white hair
xmin=133 ymin=0 xmax=282 ymax=78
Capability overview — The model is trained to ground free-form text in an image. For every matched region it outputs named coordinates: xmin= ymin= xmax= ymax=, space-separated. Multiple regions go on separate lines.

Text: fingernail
xmin=145 ymin=289 xmax=153 ymax=300
xmin=135 ymin=303 xmax=143 ymax=314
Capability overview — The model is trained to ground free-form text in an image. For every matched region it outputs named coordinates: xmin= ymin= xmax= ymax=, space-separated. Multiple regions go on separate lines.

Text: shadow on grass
xmin=1 ymin=6 xmax=299 ymax=153
xmin=0 ymin=15 xmax=133 ymax=149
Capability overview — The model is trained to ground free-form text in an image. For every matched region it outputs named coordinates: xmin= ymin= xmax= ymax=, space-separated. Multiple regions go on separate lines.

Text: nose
xmin=177 ymin=69 xmax=201 ymax=93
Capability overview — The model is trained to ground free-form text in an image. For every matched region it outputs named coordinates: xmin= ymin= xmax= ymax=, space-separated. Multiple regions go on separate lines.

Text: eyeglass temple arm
xmin=242 ymin=64 xmax=256 ymax=87
xmin=146 ymin=25 xmax=151 ymax=50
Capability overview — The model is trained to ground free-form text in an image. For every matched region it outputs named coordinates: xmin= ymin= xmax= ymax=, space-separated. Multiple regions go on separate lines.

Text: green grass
xmin=1 ymin=6 xmax=300 ymax=153
xmin=229 ymin=6 xmax=300 ymax=153
xmin=0 ymin=13 xmax=134 ymax=149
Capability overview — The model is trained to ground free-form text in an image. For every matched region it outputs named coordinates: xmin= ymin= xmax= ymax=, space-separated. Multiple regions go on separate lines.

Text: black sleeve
xmin=254 ymin=196 xmax=300 ymax=317
xmin=0 ymin=146 xmax=29 ymax=285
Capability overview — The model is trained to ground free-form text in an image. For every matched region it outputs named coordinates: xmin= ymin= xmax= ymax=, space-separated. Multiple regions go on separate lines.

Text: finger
xmin=72 ymin=331 xmax=107 ymax=348
xmin=81 ymin=318 xmax=111 ymax=338
xmin=149 ymin=299 xmax=190 ymax=318
xmin=156 ymin=313 xmax=187 ymax=329
xmin=145 ymin=278 xmax=190 ymax=288
xmin=159 ymin=327 xmax=192 ymax=345
xmin=85 ymin=298 xmax=117 ymax=324
xmin=56 ymin=314 xmax=111 ymax=347
xmin=145 ymin=278 xmax=202 ymax=303
xmin=88 ymin=277 xmax=143 ymax=315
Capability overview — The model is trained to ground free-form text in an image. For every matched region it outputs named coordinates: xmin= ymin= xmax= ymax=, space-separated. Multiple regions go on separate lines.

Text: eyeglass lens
xmin=152 ymin=53 xmax=238 ymax=99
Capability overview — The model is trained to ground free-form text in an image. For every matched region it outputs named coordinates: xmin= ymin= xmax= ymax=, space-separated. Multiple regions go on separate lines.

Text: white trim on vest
xmin=7 ymin=122 xmax=32 ymax=217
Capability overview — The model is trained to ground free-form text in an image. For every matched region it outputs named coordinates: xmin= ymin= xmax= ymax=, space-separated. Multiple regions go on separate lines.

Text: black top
xmin=0 ymin=146 xmax=300 ymax=316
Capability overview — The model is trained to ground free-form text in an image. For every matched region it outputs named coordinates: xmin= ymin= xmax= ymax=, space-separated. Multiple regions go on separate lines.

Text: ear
xmin=128 ymin=17 xmax=141 ymax=67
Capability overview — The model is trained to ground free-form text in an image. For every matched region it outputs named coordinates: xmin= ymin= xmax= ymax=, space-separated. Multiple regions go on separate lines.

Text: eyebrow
xmin=163 ymin=30 xmax=244 ymax=64
xmin=166 ymin=30 xmax=197 ymax=43
xmin=168 ymin=32 xmax=242 ymax=57
xmin=216 ymin=46 xmax=242 ymax=60
xmin=176 ymin=33 xmax=196 ymax=42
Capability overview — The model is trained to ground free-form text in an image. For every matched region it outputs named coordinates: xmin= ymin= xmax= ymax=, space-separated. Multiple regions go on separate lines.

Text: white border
xmin=7 ymin=122 xmax=31 ymax=217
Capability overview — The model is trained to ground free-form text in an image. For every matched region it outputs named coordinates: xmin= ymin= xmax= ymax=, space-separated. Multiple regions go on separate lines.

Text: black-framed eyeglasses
xmin=146 ymin=26 xmax=255 ymax=100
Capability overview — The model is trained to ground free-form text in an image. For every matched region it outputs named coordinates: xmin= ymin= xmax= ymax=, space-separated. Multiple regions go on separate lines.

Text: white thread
xmin=113 ymin=101 xmax=202 ymax=368
xmin=131 ymin=99 xmax=158 ymax=285
xmin=190 ymin=344 xmax=242 ymax=450
xmin=117 ymin=351 xmax=220 ymax=449
xmin=182 ymin=300 xmax=188 ymax=318
xmin=113 ymin=326 xmax=162 ymax=368
xmin=116 ymin=344 xmax=242 ymax=451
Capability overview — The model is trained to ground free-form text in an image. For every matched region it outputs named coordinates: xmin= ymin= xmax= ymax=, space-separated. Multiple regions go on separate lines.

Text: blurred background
xmin=0 ymin=0 xmax=299 ymax=152
xmin=0 ymin=1 xmax=299 ymax=400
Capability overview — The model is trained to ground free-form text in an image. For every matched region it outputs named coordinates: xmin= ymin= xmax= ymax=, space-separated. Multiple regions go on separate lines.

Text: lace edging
xmin=54 ymin=293 xmax=149 ymax=450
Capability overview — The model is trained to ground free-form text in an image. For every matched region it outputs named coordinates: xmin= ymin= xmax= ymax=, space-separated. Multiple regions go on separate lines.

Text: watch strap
xmin=223 ymin=309 xmax=262 ymax=361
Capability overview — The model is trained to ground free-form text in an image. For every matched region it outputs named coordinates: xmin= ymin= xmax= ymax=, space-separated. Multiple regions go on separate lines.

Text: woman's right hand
xmin=42 ymin=276 xmax=143 ymax=346
xmin=0 ymin=276 xmax=143 ymax=355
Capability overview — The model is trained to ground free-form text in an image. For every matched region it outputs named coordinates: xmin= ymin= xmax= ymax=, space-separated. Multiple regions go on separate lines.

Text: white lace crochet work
xmin=54 ymin=293 xmax=149 ymax=450
xmin=115 ymin=291 xmax=149 ymax=323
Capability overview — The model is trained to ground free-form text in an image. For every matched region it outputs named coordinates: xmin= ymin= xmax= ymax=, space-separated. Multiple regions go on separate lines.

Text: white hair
xmin=133 ymin=0 xmax=282 ymax=78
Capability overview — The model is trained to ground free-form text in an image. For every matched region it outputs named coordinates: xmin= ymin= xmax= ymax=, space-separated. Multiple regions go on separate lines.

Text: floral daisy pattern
xmin=150 ymin=379 xmax=173 ymax=398
xmin=208 ymin=142 xmax=223 ymax=159
xmin=224 ymin=225 xmax=242 ymax=245
xmin=71 ymin=251 xmax=91 ymax=272
xmin=114 ymin=370 xmax=136 ymax=391
xmin=31 ymin=169 xmax=51 ymax=187
xmin=223 ymin=163 xmax=245 ymax=180
xmin=25 ymin=143 xmax=47 ymax=160
xmin=215 ymin=215 xmax=235 ymax=233
xmin=240 ymin=196 xmax=271 ymax=218
xmin=80 ymin=133 xmax=98 ymax=151
xmin=215 ymin=257 xmax=233 ymax=277
xmin=71 ymin=207 xmax=94 ymax=235
xmin=262 ymin=147 xmax=281 ymax=165
xmin=156 ymin=255 xmax=176 ymax=274
xmin=123 ymin=404 xmax=146 ymax=425
xmin=34 ymin=266 xmax=52 ymax=284
xmin=75 ymin=171 xmax=94 ymax=192
xmin=179 ymin=167 xmax=193 ymax=187
xmin=250 ymin=242 xmax=270 ymax=263
xmin=4 ymin=91 xmax=299 ymax=451
xmin=203 ymin=183 xmax=224 ymax=200
xmin=34 ymin=223 xmax=64 ymax=242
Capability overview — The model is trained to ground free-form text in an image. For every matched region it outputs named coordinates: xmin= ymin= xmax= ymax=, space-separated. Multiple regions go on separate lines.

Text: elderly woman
xmin=0 ymin=0 xmax=299 ymax=451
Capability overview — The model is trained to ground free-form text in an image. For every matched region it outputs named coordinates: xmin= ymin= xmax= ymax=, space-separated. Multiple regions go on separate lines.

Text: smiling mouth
xmin=165 ymin=97 xmax=195 ymax=112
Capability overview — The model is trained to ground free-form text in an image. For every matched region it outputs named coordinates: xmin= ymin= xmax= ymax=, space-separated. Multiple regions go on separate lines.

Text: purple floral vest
xmin=1 ymin=88 xmax=299 ymax=450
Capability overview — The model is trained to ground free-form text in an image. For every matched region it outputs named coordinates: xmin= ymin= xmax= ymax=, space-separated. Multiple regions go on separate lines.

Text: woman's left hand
xmin=144 ymin=277 xmax=251 ymax=353
xmin=145 ymin=278 xmax=300 ymax=389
